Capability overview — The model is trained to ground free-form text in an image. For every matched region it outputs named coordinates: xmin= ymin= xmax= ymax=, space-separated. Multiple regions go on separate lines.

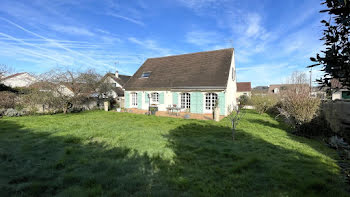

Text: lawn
xmin=0 ymin=110 xmax=347 ymax=196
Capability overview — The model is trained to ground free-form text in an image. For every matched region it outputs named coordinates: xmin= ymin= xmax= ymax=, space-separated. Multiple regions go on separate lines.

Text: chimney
xmin=115 ymin=70 xmax=119 ymax=78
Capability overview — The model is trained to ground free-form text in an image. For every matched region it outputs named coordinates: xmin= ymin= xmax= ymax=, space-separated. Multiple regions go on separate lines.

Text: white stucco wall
xmin=224 ymin=49 xmax=238 ymax=115
xmin=3 ymin=73 xmax=37 ymax=88
xmin=105 ymin=77 xmax=122 ymax=88
xmin=332 ymin=89 xmax=348 ymax=100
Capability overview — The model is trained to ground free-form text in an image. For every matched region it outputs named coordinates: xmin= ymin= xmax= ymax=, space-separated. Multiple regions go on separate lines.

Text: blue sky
xmin=0 ymin=0 xmax=327 ymax=87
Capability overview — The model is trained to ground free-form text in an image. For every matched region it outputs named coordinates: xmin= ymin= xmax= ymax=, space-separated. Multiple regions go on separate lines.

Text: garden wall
xmin=322 ymin=100 xmax=350 ymax=141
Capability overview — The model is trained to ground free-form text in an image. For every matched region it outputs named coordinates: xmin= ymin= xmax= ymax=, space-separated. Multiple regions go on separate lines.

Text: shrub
xmin=277 ymin=83 xmax=321 ymax=127
xmin=3 ymin=108 xmax=25 ymax=117
xmin=0 ymin=91 xmax=17 ymax=109
xmin=250 ymin=94 xmax=278 ymax=114
xmin=238 ymin=95 xmax=250 ymax=107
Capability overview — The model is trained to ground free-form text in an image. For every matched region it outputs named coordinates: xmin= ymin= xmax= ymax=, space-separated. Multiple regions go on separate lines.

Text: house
xmin=102 ymin=71 xmax=131 ymax=107
xmin=268 ymin=84 xmax=309 ymax=94
xmin=236 ymin=82 xmax=252 ymax=98
xmin=123 ymin=48 xmax=237 ymax=116
xmin=311 ymin=86 xmax=327 ymax=100
xmin=331 ymin=79 xmax=350 ymax=100
xmin=2 ymin=72 xmax=37 ymax=88
xmin=252 ymin=86 xmax=268 ymax=95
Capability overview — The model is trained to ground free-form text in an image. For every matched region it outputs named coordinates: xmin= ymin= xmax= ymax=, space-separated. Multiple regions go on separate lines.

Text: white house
xmin=123 ymin=48 xmax=238 ymax=116
xmin=102 ymin=72 xmax=131 ymax=107
xmin=2 ymin=72 xmax=37 ymax=88
xmin=331 ymin=79 xmax=350 ymax=100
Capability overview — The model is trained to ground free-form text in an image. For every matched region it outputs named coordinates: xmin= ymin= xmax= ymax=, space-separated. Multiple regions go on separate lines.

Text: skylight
xmin=141 ymin=72 xmax=151 ymax=78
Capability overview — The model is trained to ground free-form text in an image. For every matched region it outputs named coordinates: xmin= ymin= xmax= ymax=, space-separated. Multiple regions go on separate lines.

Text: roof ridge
xmin=147 ymin=48 xmax=234 ymax=60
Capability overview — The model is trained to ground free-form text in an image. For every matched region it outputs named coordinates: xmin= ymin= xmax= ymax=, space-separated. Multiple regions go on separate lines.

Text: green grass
xmin=0 ymin=110 xmax=347 ymax=196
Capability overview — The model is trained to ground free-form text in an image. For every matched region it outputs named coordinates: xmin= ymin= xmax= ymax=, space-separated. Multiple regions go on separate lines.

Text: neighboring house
xmin=236 ymin=82 xmax=252 ymax=98
xmin=311 ymin=86 xmax=327 ymax=100
xmin=252 ymin=86 xmax=268 ymax=95
xmin=2 ymin=72 xmax=37 ymax=88
xmin=102 ymin=71 xmax=131 ymax=107
xmin=268 ymin=84 xmax=309 ymax=94
xmin=124 ymin=48 xmax=237 ymax=116
xmin=331 ymin=79 xmax=350 ymax=100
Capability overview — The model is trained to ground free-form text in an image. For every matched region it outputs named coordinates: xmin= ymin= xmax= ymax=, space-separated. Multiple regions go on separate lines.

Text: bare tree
xmin=36 ymin=68 xmax=112 ymax=114
xmin=0 ymin=64 xmax=12 ymax=83
xmin=227 ymin=106 xmax=245 ymax=141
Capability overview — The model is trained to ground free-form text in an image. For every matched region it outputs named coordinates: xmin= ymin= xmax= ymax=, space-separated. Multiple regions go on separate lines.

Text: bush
xmin=0 ymin=91 xmax=17 ymax=109
xmin=238 ymin=95 xmax=250 ymax=107
xmin=3 ymin=108 xmax=25 ymax=117
xmin=277 ymin=84 xmax=321 ymax=127
xmin=250 ymin=94 xmax=278 ymax=114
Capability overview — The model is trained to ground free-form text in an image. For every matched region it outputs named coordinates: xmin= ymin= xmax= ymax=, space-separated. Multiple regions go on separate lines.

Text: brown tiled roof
xmin=237 ymin=82 xmax=251 ymax=92
xmin=3 ymin=72 xmax=27 ymax=80
xmin=113 ymin=87 xmax=125 ymax=96
xmin=104 ymin=73 xmax=131 ymax=87
xmin=124 ymin=48 xmax=234 ymax=90
xmin=331 ymin=78 xmax=348 ymax=89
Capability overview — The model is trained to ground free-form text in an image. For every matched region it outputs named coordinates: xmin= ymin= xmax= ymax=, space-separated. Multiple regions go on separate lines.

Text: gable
xmin=124 ymin=48 xmax=234 ymax=90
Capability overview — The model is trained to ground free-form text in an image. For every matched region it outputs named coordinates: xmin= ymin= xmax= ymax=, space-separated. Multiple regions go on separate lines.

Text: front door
xmin=204 ymin=93 xmax=218 ymax=113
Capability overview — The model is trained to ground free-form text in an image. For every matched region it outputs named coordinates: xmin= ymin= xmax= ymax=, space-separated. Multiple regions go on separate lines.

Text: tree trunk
xmin=232 ymin=120 xmax=235 ymax=141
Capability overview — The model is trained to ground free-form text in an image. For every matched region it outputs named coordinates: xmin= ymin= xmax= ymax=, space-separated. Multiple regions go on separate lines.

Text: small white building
xmin=2 ymin=72 xmax=37 ymax=88
xmin=331 ymin=79 xmax=350 ymax=100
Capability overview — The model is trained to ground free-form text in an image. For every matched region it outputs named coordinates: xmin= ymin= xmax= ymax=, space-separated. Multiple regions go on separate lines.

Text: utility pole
xmin=309 ymin=67 xmax=312 ymax=95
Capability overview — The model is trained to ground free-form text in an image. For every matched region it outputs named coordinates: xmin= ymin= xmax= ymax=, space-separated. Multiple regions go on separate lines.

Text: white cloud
xmin=128 ymin=37 xmax=171 ymax=55
xmin=186 ymin=31 xmax=221 ymax=46
xmin=109 ymin=13 xmax=145 ymax=26
xmin=50 ymin=24 xmax=95 ymax=36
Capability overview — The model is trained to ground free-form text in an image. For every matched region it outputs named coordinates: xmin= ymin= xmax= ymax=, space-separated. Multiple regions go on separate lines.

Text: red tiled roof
xmin=3 ymin=72 xmax=27 ymax=80
xmin=237 ymin=82 xmax=251 ymax=92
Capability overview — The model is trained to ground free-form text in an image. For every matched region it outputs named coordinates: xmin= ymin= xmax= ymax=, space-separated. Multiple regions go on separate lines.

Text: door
xmin=204 ymin=93 xmax=218 ymax=113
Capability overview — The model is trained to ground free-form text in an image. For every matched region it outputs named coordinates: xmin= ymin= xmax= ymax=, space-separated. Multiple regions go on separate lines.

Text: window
xmin=181 ymin=93 xmax=191 ymax=109
xmin=205 ymin=93 xmax=218 ymax=110
xmin=112 ymin=83 xmax=117 ymax=87
xmin=232 ymin=68 xmax=236 ymax=81
xmin=131 ymin=92 xmax=138 ymax=107
xmin=273 ymin=88 xmax=279 ymax=94
xmin=151 ymin=92 xmax=159 ymax=103
xmin=141 ymin=72 xmax=151 ymax=78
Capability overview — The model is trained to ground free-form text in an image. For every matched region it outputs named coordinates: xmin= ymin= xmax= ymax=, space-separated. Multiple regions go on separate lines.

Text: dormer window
xmin=141 ymin=72 xmax=151 ymax=78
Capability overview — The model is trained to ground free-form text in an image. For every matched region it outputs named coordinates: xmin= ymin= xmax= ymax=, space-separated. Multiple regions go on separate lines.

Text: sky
xmin=0 ymin=0 xmax=328 ymax=87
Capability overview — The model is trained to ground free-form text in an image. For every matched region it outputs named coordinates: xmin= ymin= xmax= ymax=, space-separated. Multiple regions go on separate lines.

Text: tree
xmin=309 ymin=0 xmax=350 ymax=90
xmin=0 ymin=64 xmax=11 ymax=83
xmin=37 ymin=68 xmax=112 ymax=114
xmin=227 ymin=106 xmax=245 ymax=141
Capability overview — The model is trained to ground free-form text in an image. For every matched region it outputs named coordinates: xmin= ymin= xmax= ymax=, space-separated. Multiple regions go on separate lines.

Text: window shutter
xmin=190 ymin=92 xmax=197 ymax=113
xmin=173 ymin=92 xmax=178 ymax=105
xmin=197 ymin=93 xmax=203 ymax=114
xmin=145 ymin=92 xmax=149 ymax=103
xmin=137 ymin=92 xmax=142 ymax=109
xmin=125 ymin=92 xmax=129 ymax=108
xmin=218 ymin=92 xmax=225 ymax=115
xmin=159 ymin=92 xmax=165 ymax=104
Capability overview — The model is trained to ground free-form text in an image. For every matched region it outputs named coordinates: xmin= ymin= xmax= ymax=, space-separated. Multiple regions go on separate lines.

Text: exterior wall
xmin=105 ymin=76 xmax=122 ymax=88
xmin=125 ymin=90 xmax=226 ymax=115
xmin=3 ymin=73 xmax=37 ymax=88
xmin=236 ymin=91 xmax=251 ymax=98
xmin=332 ymin=89 xmax=350 ymax=100
xmin=224 ymin=49 xmax=238 ymax=115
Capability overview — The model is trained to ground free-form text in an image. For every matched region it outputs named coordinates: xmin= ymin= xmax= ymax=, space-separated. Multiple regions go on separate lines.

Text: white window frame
xmin=204 ymin=93 xmax=218 ymax=113
xmin=180 ymin=93 xmax=191 ymax=109
xmin=151 ymin=92 xmax=159 ymax=103
xmin=131 ymin=92 xmax=138 ymax=107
